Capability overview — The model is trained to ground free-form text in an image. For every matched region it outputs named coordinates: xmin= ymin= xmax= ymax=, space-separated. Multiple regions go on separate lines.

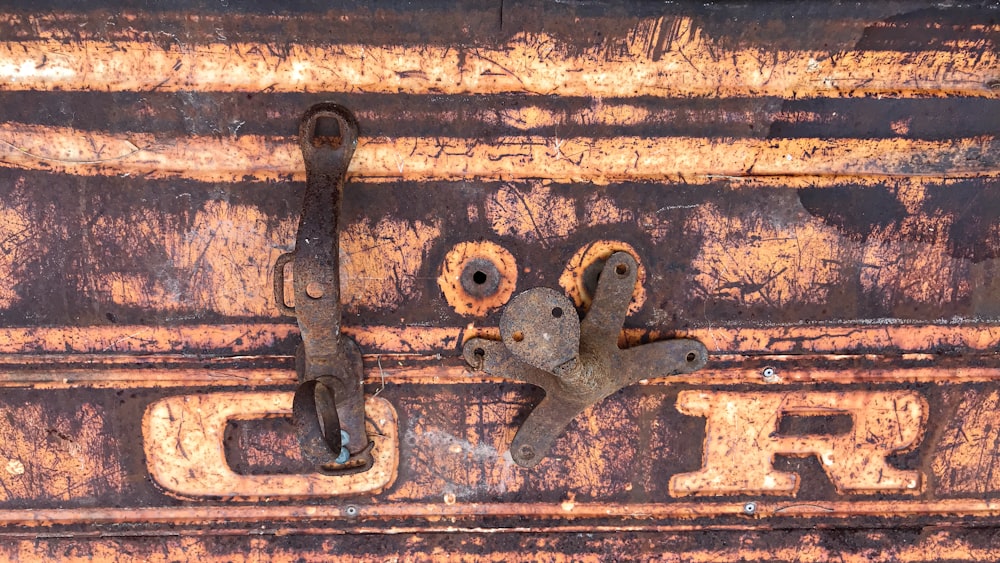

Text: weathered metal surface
xmin=8 ymin=529 xmax=1000 ymax=562
xmin=465 ymin=252 xmax=707 ymax=466
xmin=2 ymin=362 xmax=1000 ymax=527
xmin=0 ymin=0 xmax=997 ymax=559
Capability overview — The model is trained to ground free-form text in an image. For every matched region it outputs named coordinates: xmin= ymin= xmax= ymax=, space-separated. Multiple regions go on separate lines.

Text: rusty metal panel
xmin=0 ymin=0 xmax=998 ymax=559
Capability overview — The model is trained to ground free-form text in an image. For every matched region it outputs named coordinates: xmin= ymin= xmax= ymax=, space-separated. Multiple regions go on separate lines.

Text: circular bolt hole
xmin=551 ymin=307 xmax=563 ymax=318
xmin=473 ymin=347 xmax=485 ymax=358
xmin=345 ymin=505 xmax=358 ymax=517
xmin=518 ymin=444 xmax=535 ymax=460
xmin=460 ymin=258 xmax=502 ymax=298
xmin=686 ymin=352 xmax=697 ymax=363
xmin=743 ymin=501 xmax=756 ymax=515
xmin=762 ymin=367 xmax=776 ymax=380
xmin=615 ymin=263 xmax=628 ymax=276
xmin=512 ymin=331 xmax=525 ymax=342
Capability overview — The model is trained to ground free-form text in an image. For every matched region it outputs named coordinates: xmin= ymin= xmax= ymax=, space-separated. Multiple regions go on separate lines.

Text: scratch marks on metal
xmin=0 ymin=123 xmax=996 ymax=183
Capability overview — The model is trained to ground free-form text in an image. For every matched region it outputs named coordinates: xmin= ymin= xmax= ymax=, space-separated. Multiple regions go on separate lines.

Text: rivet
xmin=306 ymin=281 xmax=325 ymax=299
xmin=743 ymin=501 xmax=757 ymax=515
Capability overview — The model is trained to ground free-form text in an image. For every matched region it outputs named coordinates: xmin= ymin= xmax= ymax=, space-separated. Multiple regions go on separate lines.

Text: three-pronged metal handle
xmin=464 ymin=252 xmax=708 ymax=468
xmin=274 ymin=103 xmax=373 ymax=475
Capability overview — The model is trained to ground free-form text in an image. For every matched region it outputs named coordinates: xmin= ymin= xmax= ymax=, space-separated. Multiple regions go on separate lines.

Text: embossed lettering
xmin=670 ymin=390 xmax=926 ymax=497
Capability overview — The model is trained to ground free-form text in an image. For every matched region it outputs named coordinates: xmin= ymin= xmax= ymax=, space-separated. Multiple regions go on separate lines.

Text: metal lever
xmin=463 ymin=252 xmax=708 ymax=468
xmin=274 ymin=103 xmax=373 ymax=475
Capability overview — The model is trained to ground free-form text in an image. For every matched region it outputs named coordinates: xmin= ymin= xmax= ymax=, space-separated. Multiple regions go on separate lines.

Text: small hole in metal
xmin=615 ymin=263 xmax=628 ymax=275
xmin=552 ymin=307 xmax=563 ymax=318
xmin=313 ymin=115 xmax=343 ymax=147
xmin=512 ymin=331 xmax=524 ymax=342
xmin=519 ymin=445 xmax=535 ymax=460
xmin=473 ymin=347 xmax=485 ymax=358
xmin=686 ymin=352 xmax=697 ymax=362
xmin=472 ymin=270 xmax=488 ymax=284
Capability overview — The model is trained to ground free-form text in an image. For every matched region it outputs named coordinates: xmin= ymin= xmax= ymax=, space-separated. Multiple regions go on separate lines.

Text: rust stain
xmin=0 ymin=321 xmax=995 ymax=357
xmin=8 ymin=496 xmax=1000 ymax=526
xmin=0 ymin=24 xmax=996 ymax=98
xmin=109 ymin=200 xmax=298 ymax=317
xmin=5 ymin=531 xmax=1000 ymax=562
xmin=0 ymin=3 xmax=995 ymax=556
xmin=0 ymin=401 xmax=125 ymax=503
xmin=860 ymin=236 xmax=972 ymax=305
xmin=0 ymin=324 xmax=298 ymax=355
xmin=339 ymin=217 xmax=441 ymax=313
xmin=485 ymin=182 xmax=577 ymax=242
xmin=687 ymin=202 xmax=849 ymax=308
xmin=10 ymin=362 xmax=1000 ymax=390
xmin=0 ymin=192 xmax=32 ymax=308
xmin=1 ymin=123 xmax=995 ymax=182
xmin=386 ymin=387 xmax=526 ymax=503
xmin=689 ymin=197 xmax=988 ymax=313
xmin=932 ymin=389 xmax=1000 ymax=495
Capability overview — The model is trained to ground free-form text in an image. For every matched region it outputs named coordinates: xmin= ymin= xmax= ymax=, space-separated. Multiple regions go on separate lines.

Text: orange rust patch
xmin=108 ymin=201 xmax=298 ymax=317
xmin=0 ymin=402 xmax=124 ymax=502
xmin=583 ymin=193 xmax=637 ymax=227
xmin=0 ymin=24 xmax=996 ymax=98
xmin=437 ymin=241 xmax=518 ymax=317
xmin=687 ymin=203 xmax=848 ymax=308
xmin=859 ymin=236 xmax=972 ymax=306
xmin=339 ymin=217 xmax=441 ymax=313
xmin=932 ymin=389 xmax=1000 ymax=495
xmin=0 ymin=196 xmax=32 ymax=309
xmin=0 ymin=322 xmax=994 ymax=357
xmin=559 ymin=240 xmax=647 ymax=315
xmin=2 ymin=123 xmax=995 ymax=183
xmin=486 ymin=182 xmax=577 ymax=243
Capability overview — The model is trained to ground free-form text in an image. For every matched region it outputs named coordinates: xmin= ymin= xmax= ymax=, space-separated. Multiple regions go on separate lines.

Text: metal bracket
xmin=463 ymin=251 xmax=708 ymax=468
xmin=274 ymin=103 xmax=373 ymax=475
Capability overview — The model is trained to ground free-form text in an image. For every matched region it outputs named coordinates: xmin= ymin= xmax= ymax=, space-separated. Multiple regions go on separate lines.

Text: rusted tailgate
xmin=0 ymin=1 xmax=998 ymax=560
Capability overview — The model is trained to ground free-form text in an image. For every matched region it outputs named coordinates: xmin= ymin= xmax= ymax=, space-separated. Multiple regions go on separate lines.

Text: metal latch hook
xmin=274 ymin=103 xmax=374 ymax=475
